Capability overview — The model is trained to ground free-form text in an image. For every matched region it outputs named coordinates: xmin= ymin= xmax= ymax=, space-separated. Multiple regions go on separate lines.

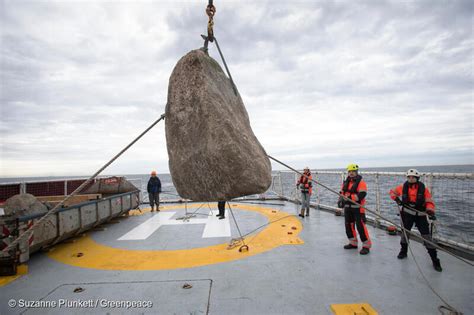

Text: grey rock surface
xmin=165 ymin=49 xmax=272 ymax=201
xmin=83 ymin=177 xmax=138 ymax=196
xmin=3 ymin=194 xmax=48 ymax=216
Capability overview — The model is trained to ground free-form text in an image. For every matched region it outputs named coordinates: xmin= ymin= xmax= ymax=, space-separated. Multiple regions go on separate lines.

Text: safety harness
xmin=402 ymin=181 xmax=426 ymax=212
xmin=342 ymin=175 xmax=362 ymax=194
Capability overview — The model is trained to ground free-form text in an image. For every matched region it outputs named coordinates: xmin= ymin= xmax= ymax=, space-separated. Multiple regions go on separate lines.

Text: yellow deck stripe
xmin=0 ymin=264 xmax=28 ymax=287
xmin=47 ymin=204 xmax=303 ymax=270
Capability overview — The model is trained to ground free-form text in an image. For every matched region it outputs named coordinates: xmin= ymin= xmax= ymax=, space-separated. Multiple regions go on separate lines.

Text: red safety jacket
xmin=340 ymin=175 xmax=368 ymax=213
xmin=389 ymin=182 xmax=435 ymax=215
xmin=297 ymin=172 xmax=313 ymax=195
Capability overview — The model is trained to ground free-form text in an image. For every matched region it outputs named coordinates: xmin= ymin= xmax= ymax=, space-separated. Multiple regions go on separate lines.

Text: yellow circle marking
xmin=47 ymin=204 xmax=303 ymax=270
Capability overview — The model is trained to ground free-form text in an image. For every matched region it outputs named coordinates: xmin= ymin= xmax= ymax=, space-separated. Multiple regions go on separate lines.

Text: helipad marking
xmin=118 ymin=212 xmax=175 ymax=240
xmin=202 ymin=210 xmax=231 ymax=238
xmin=47 ymin=204 xmax=303 ymax=270
xmin=118 ymin=210 xmax=230 ymax=240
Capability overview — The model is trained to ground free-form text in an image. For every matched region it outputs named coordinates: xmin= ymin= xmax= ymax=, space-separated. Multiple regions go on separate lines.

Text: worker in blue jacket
xmin=147 ymin=170 xmax=162 ymax=212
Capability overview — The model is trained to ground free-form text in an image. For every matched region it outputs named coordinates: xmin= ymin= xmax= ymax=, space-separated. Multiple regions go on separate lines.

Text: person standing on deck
xmin=217 ymin=201 xmax=226 ymax=219
xmin=389 ymin=169 xmax=442 ymax=272
xmin=147 ymin=170 xmax=161 ymax=212
xmin=296 ymin=167 xmax=313 ymax=218
xmin=341 ymin=164 xmax=371 ymax=255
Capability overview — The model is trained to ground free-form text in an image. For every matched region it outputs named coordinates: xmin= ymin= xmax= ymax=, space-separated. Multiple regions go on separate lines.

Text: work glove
xmin=337 ymin=196 xmax=344 ymax=209
xmin=394 ymin=197 xmax=403 ymax=206
xmin=426 ymin=209 xmax=435 ymax=216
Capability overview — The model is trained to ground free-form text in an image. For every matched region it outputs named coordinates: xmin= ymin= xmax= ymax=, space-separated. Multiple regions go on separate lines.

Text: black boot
xmin=359 ymin=247 xmax=370 ymax=255
xmin=397 ymin=243 xmax=408 ymax=259
xmin=428 ymin=249 xmax=442 ymax=272
xmin=432 ymin=258 xmax=442 ymax=272
xmin=344 ymin=244 xmax=358 ymax=249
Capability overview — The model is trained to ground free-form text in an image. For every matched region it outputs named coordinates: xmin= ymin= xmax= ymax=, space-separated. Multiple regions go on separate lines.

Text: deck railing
xmin=269 ymin=170 xmax=474 ymax=253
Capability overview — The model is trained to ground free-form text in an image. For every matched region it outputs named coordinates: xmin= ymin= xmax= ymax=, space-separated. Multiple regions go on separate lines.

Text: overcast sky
xmin=1 ymin=0 xmax=472 ymax=177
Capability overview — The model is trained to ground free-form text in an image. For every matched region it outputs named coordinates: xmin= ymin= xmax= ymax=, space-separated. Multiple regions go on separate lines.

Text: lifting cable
xmin=200 ymin=1 xmax=247 ymax=252
xmin=2 ymin=114 xmax=166 ymax=253
xmin=198 ymin=1 xmax=472 ymax=272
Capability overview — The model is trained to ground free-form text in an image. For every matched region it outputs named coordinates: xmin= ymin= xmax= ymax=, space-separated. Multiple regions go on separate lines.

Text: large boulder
xmin=165 ymin=49 xmax=272 ymax=201
xmin=3 ymin=194 xmax=48 ymax=216
xmin=82 ymin=177 xmax=138 ymax=196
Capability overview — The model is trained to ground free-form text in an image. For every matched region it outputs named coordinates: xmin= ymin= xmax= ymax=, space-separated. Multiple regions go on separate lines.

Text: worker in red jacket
xmin=389 ymin=169 xmax=442 ymax=272
xmin=296 ymin=167 xmax=313 ymax=218
xmin=341 ymin=164 xmax=371 ymax=255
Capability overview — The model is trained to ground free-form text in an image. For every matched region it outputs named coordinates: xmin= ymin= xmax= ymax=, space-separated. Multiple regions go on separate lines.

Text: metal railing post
xmin=20 ymin=182 xmax=26 ymax=194
xmin=294 ymin=172 xmax=299 ymax=202
xmin=315 ymin=172 xmax=321 ymax=208
xmin=375 ymin=173 xmax=381 ymax=227
xmin=278 ymin=171 xmax=284 ymax=197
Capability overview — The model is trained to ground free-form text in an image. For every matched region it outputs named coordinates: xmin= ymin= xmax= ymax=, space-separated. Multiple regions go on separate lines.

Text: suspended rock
xmin=165 ymin=49 xmax=272 ymax=201
xmin=3 ymin=194 xmax=48 ymax=216
xmin=82 ymin=177 xmax=138 ymax=196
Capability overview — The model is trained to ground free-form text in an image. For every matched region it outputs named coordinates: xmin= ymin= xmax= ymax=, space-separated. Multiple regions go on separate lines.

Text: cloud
xmin=1 ymin=0 xmax=472 ymax=177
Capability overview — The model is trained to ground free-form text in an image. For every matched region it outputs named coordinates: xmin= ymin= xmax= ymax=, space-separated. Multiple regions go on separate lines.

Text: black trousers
xmin=218 ymin=201 xmax=226 ymax=217
xmin=400 ymin=212 xmax=435 ymax=250
xmin=344 ymin=206 xmax=370 ymax=245
xmin=149 ymin=192 xmax=159 ymax=208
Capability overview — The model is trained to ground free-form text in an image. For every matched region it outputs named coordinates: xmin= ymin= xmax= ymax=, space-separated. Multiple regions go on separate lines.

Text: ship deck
xmin=1 ymin=201 xmax=473 ymax=314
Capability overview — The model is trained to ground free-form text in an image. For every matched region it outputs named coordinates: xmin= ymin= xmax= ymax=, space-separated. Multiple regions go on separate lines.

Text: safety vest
xmin=389 ymin=181 xmax=435 ymax=216
xmin=402 ymin=181 xmax=426 ymax=211
xmin=297 ymin=173 xmax=313 ymax=194
xmin=341 ymin=175 xmax=367 ymax=211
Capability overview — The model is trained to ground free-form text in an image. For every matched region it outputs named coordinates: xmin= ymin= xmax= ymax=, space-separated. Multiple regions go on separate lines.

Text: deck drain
xmin=73 ymin=287 xmax=84 ymax=293
xmin=182 ymin=283 xmax=193 ymax=289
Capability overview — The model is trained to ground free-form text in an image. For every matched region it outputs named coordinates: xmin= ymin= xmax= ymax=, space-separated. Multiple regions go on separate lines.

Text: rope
xmin=398 ymin=205 xmax=463 ymax=315
xmin=267 ymin=155 xmax=474 ymax=267
xmin=242 ymin=215 xmax=296 ymax=246
xmin=3 ymin=114 xmax=166 ymax=253
xmin=213 ymin=37 xmax=238 ymax=95
xmin=227 ymin=202 xmax=247 ymax=249
xmin=268 ymin=155 xmax=466 ymax=313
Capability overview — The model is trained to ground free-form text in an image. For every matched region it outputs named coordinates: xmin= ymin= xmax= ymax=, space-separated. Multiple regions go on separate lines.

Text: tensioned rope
xmin=2 ymin=114 xmax=166 ymax=253
xmin=267 ymin=155 xmax=474 ymax=267
xmin=397 ymin=205 xmax=462 ymax=315
xmin=197 ymin=1 xmax=472 ymax=269
xmin=267 ymin=155 xmax=466 ymax=315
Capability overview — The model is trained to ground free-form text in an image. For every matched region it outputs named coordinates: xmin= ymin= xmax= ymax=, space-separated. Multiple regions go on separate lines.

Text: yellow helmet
xmin=347 ymin=164 xmax=359 ymax=171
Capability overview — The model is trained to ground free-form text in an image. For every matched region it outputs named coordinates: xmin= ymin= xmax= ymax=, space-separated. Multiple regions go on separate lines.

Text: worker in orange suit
xmin=389 ymin=169 xmax=442 ymax=272
xmin=341 ymin=164 xmax=371 ymax=255
xmin=296 ymin=167 xmax=313 ymax=218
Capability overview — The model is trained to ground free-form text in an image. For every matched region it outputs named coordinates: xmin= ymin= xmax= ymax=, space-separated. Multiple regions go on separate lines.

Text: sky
xmin=0 ymin=0 xmax=473 ymax=177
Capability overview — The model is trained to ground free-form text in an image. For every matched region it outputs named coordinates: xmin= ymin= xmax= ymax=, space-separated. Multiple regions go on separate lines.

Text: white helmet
xmin=406 ymin=169 xmax=421 ymax=178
